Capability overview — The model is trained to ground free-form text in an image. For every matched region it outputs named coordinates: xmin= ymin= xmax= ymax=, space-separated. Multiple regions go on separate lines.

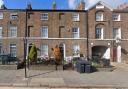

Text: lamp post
xmin=23 ymin=38 xmax=27 ymax=78
xmin=24 ymin=9 xmax=28 ymax=78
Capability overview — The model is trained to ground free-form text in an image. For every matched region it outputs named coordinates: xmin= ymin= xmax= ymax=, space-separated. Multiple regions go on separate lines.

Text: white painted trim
xmin=101 ymin=28 xmax=104 ymax=39
xmin=26 ymin=37 xmax=87 ymax=40
xmin=2 ymin=37 xmax=128 ymax=41
xmin=117 ymin=46 xmax=121 ymax=63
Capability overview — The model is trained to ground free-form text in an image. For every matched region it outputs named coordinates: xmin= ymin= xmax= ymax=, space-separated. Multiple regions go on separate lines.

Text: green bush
xmin=28 ymin=44 xmax=37 ymax=62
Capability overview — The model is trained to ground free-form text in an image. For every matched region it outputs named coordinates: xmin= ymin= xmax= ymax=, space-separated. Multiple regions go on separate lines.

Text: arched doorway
xmin=59 ymin=43 xmax=66 ymax=59
xmin=92 ymin=46 xmax=110 ymax=60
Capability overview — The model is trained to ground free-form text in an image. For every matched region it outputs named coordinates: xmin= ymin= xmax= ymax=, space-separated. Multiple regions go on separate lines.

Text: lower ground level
xmin=0 ymin=39 xmax=128 ymax=64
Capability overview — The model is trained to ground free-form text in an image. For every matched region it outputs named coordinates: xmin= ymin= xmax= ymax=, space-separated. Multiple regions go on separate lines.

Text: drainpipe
xmin=86 ymin=11 xmax=89 ymax=60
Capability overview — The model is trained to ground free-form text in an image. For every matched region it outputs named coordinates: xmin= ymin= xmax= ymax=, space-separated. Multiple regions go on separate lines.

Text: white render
xmin=103 ymin=48 xmax=110 ymax=60
xmin=117 ymin=45 xmax=121 ymax=63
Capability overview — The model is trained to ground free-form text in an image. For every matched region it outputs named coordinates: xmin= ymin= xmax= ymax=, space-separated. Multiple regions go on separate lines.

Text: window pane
xmin=41 ymin=44 xmax=48 ymax=55
xmin=96 ymin=12 xmax=103 ymax=21
xmin=96 ymin=28 xmax=102 ymax=39
xmin=9 ymin=26 xmax=17 ymax=37
xmin=10 ymin=13 xmax=18 ymax=20
xmin=0 ymin=43 xmax=2 ymax=55
xmin=10 ymin=44 xmax=16 ymax=57
xmin=72 ymin=28 xmax=79 ymax=38
xmin=0 ymin=13 xmax=3 ymax=19
xmin=113 ymin=14 xmax=120 ymax=21
xmin=0 ymin=27 xmax=2 ymax=37
xmin=41 ymin=26 xmax=48 ymax=38
xmin=72 ymin=13 xmax=79 ymax=21
xmin=113 ymin=28 xmax=121 ymax=39
xmin=72 ymin=45 xmax=80 ymax=56
xmin=41 ymin=13 xmax=48 ymax=20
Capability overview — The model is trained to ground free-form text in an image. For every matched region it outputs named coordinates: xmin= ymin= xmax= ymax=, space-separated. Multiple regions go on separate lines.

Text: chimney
xmin=76 ymin=0 xmax=85 ymax=10
xmin=1 ymin=4 xmax=7 ymax=9
xmin=52 ymin=1 xmax=57 ymax=10
xmin=27 ymin=3 xmax=32 ymax=10
xmin=0 ymin=0 xmax=7 ymax=9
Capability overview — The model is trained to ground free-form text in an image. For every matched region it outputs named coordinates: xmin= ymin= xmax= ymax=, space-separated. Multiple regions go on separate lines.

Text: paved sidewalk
xmin=0 ymin=63 xmax=128 ymax=88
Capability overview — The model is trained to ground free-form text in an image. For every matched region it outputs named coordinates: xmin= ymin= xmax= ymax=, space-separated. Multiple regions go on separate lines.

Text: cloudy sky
xmin=69 ymin=0 xmax=128 ymax=9
xmin=0 ymin=0 xmax=128 ymax=9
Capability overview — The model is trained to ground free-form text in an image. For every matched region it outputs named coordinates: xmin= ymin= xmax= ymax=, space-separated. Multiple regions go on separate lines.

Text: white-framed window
xmin=96 ymin=12 xmax=103 ymax=21
xmin=113 ymin=28 xmax=121 ymax=39
xmin=10 ymin=44 xmax=16 ymax=57
xmin=41 ymin=13 xmax=48 ymax=20
xmin=72 ymin=45 xmax=80 ymax=56
xmin=41 ymin=26 xmax=48 ymax=38
xmin=72 ymin=27 xmax=79 ymax=38
xmin=95 ymin=27 xmax=104 ymax=39
xmin=9 ymin=26 xmax=17 ymax=37
xmin=0 ymin=27 xmax=3 ymax=37
xmin=112 ymin=14 xmax=120 ymax=21
xmin=0 ymin=13 xmax=3 ymax=19
xmin=41 ymin=44 xmax=48 ymax=56
xmin=72 ymin=13 xmax=79 ymax=21
xmin=10 ymin=13 xmax=18 ymax=20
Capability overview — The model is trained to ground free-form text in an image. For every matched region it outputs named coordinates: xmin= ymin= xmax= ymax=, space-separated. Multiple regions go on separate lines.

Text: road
xmin=0 ymin=87 xmax=121 ymax=89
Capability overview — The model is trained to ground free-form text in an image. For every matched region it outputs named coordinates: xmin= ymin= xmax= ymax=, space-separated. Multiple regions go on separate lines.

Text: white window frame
xmin=96 ymin=12 xmax=103 ymax=21
xmin=10 ymin=44 xmax=16 ymax=57
xmin=0 ymin=27 xmax=2 ymax=37
xmin=41 ymin=13 xmax=48 ymax=20
xmin=10 ymin=13 xmax=18 ymax=20
xmin=0 ymin=13 xmax=3 ymax=19
xmin=72 ymin=13 xmax=79 ymax=21
xmin=9 ymin=26 xmax=17 ymax=37
xmin=72 ymin=27 xmax=79 ymax=38
xmin=113 ymin=28 xmax=121 ymax=39
xmin=72 ymin=44 xmax=80 ymax=57
xmin=96 ymin=4 xmax=104 ymax=9
xmin=112 ymin=14 xmax=120 ymax=21
xmin=95 ymin=27 xmax=104 ymax=39
xmin=41 ymin=26 xmax=48 ymax=38
xmin=41 ymin=44 xmax=48 ymax=56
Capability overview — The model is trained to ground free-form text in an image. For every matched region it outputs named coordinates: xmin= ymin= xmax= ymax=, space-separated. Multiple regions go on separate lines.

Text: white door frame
xmin=117 ymin=45 xmax=121 ymax=63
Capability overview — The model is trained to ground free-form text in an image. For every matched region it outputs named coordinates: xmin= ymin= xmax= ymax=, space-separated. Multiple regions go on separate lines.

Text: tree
xmin=28 ymin=44 xmax=37 ymax=62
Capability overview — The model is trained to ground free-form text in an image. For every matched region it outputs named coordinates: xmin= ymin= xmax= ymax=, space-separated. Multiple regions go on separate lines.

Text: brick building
xmin=0 ymin=1 xmax=128 ymax=63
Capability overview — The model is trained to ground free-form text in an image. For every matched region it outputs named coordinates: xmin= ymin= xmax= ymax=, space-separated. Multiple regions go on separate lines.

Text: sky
xmin=0 ymin=0 xmax=128 ymax=9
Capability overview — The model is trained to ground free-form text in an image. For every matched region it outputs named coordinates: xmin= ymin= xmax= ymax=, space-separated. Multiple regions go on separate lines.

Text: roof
xmin=86 ymin=1 xmax=113 ymax=11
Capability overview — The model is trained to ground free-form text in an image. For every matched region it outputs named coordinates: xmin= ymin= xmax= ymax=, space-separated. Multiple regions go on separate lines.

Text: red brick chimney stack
xmin=52 ymin=1 xmax=57 ymax=10
xmin=76 ymin=0 xmax=85 ymax=10
xmin=27 ymin=2 xmax=32 ymax=10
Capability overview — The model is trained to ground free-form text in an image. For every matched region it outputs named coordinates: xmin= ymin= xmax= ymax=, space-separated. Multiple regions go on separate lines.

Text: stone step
xmin=0 ymin=65 xmax=17 ymax=70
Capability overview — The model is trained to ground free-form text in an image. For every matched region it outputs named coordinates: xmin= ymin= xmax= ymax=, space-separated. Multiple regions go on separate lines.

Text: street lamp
xmin=23 ymin=38 xmax=27 ymax=78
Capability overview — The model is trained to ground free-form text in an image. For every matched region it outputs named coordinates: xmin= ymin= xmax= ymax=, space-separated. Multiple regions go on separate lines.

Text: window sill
xmin=113 ymin=20 xmax=122 ymax=22
xmin=96 ymin=20 xmax=106 ymax=22
xmin=72 ymin=20 xmax=80 ymax=22
xmin=41 ymin=19 xmax=48 ymax=21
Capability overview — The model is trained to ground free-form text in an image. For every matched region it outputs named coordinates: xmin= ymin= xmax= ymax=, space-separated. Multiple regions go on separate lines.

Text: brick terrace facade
xmin=0 ymin=1 xmax=128 ymax=63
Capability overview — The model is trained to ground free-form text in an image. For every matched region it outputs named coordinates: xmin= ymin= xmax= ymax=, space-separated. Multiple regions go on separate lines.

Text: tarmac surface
xmin=0 ymin=62 xmax=128 ymax=88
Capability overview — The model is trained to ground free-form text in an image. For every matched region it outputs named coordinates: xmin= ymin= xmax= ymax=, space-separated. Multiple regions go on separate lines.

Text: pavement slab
xmin=0 ymin=63 xmax=128 ymax=88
